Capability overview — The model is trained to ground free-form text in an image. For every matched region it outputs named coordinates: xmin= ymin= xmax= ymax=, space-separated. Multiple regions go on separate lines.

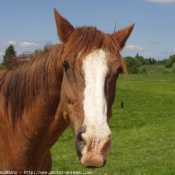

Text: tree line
xmin=124 ymin=53 xmax=175 ymax=74
xmin=0 ymin=45 xmax=41 ymax=69
xmin=1 ymin=45 xmax=175 ymax=74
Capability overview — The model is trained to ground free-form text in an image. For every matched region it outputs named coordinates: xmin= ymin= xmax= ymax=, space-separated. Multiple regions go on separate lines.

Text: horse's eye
xmin=117 ymin=66 xmax=123 ymax=74
xmin=62 ymin=60 xmax=70 ymax=71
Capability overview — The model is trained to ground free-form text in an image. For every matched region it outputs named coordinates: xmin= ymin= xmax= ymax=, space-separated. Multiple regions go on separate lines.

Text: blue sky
xmin=0 ymin=0 xmax=175 ymax=63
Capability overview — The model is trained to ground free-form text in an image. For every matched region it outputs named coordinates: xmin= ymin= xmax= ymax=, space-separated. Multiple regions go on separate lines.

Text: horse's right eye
xmin=62 ymin=60 xmax=70 ymax=71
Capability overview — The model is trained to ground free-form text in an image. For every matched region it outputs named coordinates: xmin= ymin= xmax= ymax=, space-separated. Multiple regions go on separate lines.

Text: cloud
xmin=19 ymin=42 xmax=39 ymax=47
xmin=145 ymin=0 xmax=175 ymax=4
xmin=8 ymin=40 xmax=16 ymax=45
xmin=125 ymin=45 xmax=145 ymax=51
xmin=0 ymin=52 xmax=4 ymax=56
xmin=17 ymin=51 xmax=22 ymax=55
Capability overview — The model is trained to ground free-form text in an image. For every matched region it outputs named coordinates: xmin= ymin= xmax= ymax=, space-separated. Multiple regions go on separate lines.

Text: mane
xmin=62 ymin=26 xmax=128 ymax=74
xmin=0 ymin=27 xmax=128 ymax=127
xmin=0 ymin=44 xmax=64 ymax=126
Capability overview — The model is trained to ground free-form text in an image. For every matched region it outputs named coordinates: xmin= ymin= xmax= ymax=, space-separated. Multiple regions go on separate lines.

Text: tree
xmin=33 ymin=49 xmax=42 ymax=56
xmin=2 ymin=45 xmax=16 ymax=68
xmin=157 ymin=58 xmax=167 ymax=65
xmin=165 ymin=57 xmax=172 ymax=68
xmin=134 ymin=53 xmax=148 ymax=66
xmin=165 ymin=55 xmax=175 ymax=68
xmin=124 ymin=56 xmax=139 ymax=74
xmin=171 ymin=63 xmax=175 ymax=74
xmin=146 ymin=57 xmax=157 ymax=65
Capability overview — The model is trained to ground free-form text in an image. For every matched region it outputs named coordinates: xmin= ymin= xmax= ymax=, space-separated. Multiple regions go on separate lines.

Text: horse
xmin=0 ymin=8 xmax=134 ymax=172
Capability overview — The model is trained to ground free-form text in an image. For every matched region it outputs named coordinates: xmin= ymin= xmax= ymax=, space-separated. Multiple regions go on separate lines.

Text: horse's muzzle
xmin=75 ymin=125 xmax=111 ymax=168
xmin=87 ymin=159 xmax=107 ymax=169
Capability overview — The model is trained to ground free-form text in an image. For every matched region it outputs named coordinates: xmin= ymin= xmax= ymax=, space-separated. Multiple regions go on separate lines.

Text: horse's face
xmin=61 ymin=49 xmax=122 ymax=167
xmin=54 ymin=9 xmax=134 ymax=168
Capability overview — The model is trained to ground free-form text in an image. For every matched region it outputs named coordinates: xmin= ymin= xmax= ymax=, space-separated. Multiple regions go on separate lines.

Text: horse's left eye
xmin=62 ymin=60 xmax=70 ymax=71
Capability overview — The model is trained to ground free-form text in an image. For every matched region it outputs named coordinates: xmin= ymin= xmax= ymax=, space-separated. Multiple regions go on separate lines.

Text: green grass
xmin=51 ymin=74 xmax=175 ymax=175
xmin=139 ymin=65 xmax=171 ymax=74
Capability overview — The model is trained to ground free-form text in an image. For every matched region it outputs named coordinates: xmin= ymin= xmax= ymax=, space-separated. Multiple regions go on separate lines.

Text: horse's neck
xmin=0 ymin=46 xmax=70 ymax=170
xmin=9 ymin=57 xmax=68 ymax=169
xmin=19 ymin=58 xmax=68 ymax=146
xmin=14 ymin=104 xmax=68 ymax=170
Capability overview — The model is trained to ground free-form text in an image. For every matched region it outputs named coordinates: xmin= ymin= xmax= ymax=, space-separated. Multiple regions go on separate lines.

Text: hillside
xmin=139 ymin=64 xmax=171 ymax=74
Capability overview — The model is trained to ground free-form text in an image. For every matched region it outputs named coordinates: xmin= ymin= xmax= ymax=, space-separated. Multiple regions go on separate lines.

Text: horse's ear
xmin=54 ymin=8 xmax=75 ymax=43
xmin=111 ymin=23 xmax=135 ymax=50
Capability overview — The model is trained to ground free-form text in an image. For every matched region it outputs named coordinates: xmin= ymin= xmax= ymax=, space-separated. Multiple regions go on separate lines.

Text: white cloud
xmin=0 ymin=52 xmax=4 ymax=56
xmin=8 ymin=40 xmax=16 ymax=45
xmin=19 ymin=42 xmax=38 ymax=47
xmin=125 ymin=45 xmax=145 ymax=51
xmin=146 ymin=0 xmax=175 ymax=4
xmin=173 ymin=51 xmax=175 ymax=54
xmin=17 ymin=51 xmax=22 ymax=55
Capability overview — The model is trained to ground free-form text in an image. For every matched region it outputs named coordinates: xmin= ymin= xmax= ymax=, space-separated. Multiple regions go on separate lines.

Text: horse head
xmin=54 ymin=8 xmax=134 ymax=168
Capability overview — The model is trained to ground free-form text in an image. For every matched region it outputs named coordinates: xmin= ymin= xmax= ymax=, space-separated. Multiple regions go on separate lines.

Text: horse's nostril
xmin=75 ymin=125 xmax=87 ymax=160
xmin=78 ymin=131 xmax=84 ymax=142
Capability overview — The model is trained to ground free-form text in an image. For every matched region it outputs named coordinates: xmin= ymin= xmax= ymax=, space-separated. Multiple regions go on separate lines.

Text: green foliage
xmin=135 ymin=53 xmax=148 ymax=66
xmin=165 ymin=58 xmax=172 ymax=68
xmin=170 ymin=63 xmax=175 ymax=73
xmin=139 ymin=66 xmax=147 ymax=74
xmin=51 ymin=74 xmax=175 ymax=174
xmin=139 ymin=65 xmax=171 ymax=74
xmin=162 ymin=69 xmax=170 ymax=74
xmin=157 ymin=58 xmax=167 ymax=65
xmin=123 ymin=53 xmax=175 ymax=74
xmin=0 ymin=64 xmax=7 ymax=70
xmin=33 ymin=49 xmax=42 ymax=56
xmin=165 ymin=55 xmax=175 ymax=68
xmin=124 ymin=53 xmax=160 ymax=74
xmin=124 ymin=56 xmax=139 ymax=74
xmin=2 ymin=45 xmax=16 ymax=68
xmin=146 ymin=57 xmax=157 ymax=65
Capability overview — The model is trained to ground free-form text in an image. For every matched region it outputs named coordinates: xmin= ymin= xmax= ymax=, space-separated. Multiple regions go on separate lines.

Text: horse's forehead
xmin=83 ymin=49 xmax=107 ymax=63
xmin=81 ymin=49 xmax=119 ymax=73
xmin=82 ymin=49 xmax=108 ymax=74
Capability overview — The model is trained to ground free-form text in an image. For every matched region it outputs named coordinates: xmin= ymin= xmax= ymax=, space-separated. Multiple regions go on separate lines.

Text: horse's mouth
xmin=75 ymin=129 xmax=110 ymax=168
xmin=86 ymin=159 xmax=106 ymax=168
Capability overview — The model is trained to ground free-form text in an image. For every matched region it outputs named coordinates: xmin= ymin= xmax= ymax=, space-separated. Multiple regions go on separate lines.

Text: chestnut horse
xmin=0 ymin=9 xmax=134 ymax=172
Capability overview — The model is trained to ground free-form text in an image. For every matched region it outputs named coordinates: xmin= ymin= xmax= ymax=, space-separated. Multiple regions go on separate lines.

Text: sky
xmin=0 ymin=0 xmax=175 ymax=63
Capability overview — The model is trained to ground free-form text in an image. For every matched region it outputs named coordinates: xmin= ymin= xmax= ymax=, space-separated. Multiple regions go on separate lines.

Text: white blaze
xmin=82 ymin=49 xmax=109 ymax=131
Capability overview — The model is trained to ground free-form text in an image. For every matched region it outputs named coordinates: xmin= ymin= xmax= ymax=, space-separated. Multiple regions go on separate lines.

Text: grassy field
xmin=139 ymin=65 xmax=171 ymax=74
xmin=51 ymin=74 xmax=175 ymax=175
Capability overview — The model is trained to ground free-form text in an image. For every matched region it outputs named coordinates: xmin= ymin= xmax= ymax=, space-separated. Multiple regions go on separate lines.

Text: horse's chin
xmin=78 ymin=147 xmax=107 ymax=168
xmin=79 ymin=157 xmax=107 ymax=168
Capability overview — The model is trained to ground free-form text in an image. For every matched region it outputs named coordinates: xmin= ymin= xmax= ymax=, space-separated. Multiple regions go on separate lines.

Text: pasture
xmin=139 ymin=64 xmax=170 ymax=74
xmin=51 ymin=74 xmax=175 ymax=174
